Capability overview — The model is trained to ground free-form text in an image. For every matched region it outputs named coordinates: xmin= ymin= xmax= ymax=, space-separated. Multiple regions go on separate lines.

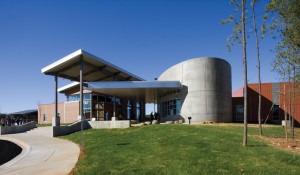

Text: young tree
xmin=267 ymin=0 xmax=300 ymax=142
xmin=241 ymin=0 xmax=248 ymax=146
xmin=221 ymin=0 xmax=248 ymax=146
xmin=251 ymin=0 xmax=263 ymax=136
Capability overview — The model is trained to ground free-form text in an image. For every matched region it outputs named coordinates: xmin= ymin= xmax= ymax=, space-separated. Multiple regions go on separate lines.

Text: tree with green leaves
xmin=222 ymin=0 xmax=248 ymax=146
xmin=222 ymin=0 xmax=270 ymax=145
xmin=267 ymin=0 xmax=300 ymax=142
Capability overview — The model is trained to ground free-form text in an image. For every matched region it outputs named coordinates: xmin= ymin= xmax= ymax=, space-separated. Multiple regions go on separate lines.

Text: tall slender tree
xmin=251 ymin=0 xmax=262 ymax=136
xmin=241 ymin=0 xmax=248 ymax=146
xmin=292 ymin=64 xmax=296 ymax=141
xmin=221 ymin=0 xmax=249 ymax=146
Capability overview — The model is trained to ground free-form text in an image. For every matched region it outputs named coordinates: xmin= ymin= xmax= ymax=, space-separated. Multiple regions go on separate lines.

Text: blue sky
xmin=0 ymin=0 xmax=278 ymax=113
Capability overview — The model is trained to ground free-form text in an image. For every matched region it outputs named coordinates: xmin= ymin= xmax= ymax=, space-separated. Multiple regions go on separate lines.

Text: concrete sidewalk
xmin=0 ymin=126 xmax=80 ymax=175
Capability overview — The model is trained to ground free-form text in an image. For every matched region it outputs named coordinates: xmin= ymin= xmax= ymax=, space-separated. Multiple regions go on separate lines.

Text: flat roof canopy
xmin=41 ymin=49 xmax=144 ymax=82
xmin=10 ymin=109 xmax=38 ymax=115
xmin=87 ymin=81 xmax=182 ymax=103
xmin=59 ymin=81 xmax=182 ymax=103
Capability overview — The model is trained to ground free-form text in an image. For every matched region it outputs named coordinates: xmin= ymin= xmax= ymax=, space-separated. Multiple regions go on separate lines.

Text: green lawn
xmin=62 ymin=124 xmax=300 ymax=175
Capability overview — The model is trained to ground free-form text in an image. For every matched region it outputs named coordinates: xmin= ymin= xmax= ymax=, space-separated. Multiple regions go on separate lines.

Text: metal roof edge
xmin=57 ymin=82 xmax=80 ymax=93
xmin=41 ymin=49 xmax=83 ymax=74
xmin=87 ymin=80 xmax=182 ymax=89
xmin=10 ymin=109 xmax=38 ymax=115
xmin=41 ymin=49 xmax=145 ymax=81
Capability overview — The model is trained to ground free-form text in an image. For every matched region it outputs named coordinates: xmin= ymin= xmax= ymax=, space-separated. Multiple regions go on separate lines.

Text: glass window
xmin=68 ymin=94 xmax=80 ymax=101
xmin=84 ymin=93 xmax=91 ymax=100
xmin=273 ymin=105 xmax=280 ymax=120
xmin=43 ymin=114 xmax=46 ymax=122
xmin=176 ymin=99 xmax=181 ymax=114
xmin=159 ymin=98 xmax=181 ymax=116
xmin=111 ymin=97 xmax=121 ymax=104
xmin=106 ymin=97 xmax=112 ymax=103
xmin=92 ymin=95 xmax=98 ymax=101
xmin=93 ymin=95 xmax=105 ymax=102
xmin=67 ymin=93 xmax=91 ymax=102
xmin=84 ymin=101 xmax=91 ymax=109
xmin=236 ymin=105 xmax=244 ymax=121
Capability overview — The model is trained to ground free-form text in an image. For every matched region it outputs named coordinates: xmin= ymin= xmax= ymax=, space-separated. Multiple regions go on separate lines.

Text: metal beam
xmin=93 ymin=74 xmax=113 ymax=81
xmin=93 ymin=72 xmax=122 ymax=82
xmin=82 ymin=61 xmax=127 ymax=81
xmin=125 ymin=76 xmax=132 ymax=80
xmin=58 ymin=60 xmax=82 ymax=74
xmin=79 ymin=65 xmax=107 ymax=79
xmin=83 ymin=61 xmax=113 ymax=75
xmin=56 ymin=73 xmax=80 ymax=82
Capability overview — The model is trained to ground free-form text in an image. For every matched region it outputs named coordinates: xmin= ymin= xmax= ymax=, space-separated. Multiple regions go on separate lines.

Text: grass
xmin=62 ymin=124 xmax=300 ymax=175
xmin=36 ymin=123 xmax=52 ymax=127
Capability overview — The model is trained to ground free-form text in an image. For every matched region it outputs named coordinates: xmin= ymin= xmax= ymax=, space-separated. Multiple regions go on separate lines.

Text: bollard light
xmin=188 ymin=117 xmax=192 ymax=124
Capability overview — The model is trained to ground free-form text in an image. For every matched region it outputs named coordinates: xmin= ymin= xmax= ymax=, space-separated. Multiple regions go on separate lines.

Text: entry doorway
xmin=93 ymin=102 xmax=104 ymax=121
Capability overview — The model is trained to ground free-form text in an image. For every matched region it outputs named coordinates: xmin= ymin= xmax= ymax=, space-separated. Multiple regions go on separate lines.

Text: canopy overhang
xmin=58 ymin=81 xmax=182 ymax=103
xmin=41 ymin=49 xmax=146 ymax=126
xmin=10 ymin=109 xmax=38 ymax=115
xmin=41 ymin=49 xmax=144 ymax=82
xmin=86 ymin=81 xmax=182 ymax=103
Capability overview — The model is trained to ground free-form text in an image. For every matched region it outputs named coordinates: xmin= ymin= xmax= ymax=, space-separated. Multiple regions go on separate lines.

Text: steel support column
xmin=80 ymin=58 xmax=84 ymax=130
xmin=113 ymin=75 xmax=116 ymax=118
xmin=54 ymin=75 xmax=60 ymax=126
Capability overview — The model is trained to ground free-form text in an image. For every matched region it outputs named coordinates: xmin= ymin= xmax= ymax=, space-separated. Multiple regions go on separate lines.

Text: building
xmin=10 ymin=110 xmax=38 ymax=123
xmin=157 ymin=57 xmax=232 ymax=123
xmin=39 ymin=49 xmax=232 ymax=125
xmin=0 ymin=110 xmax=38 ymax=126
xmin=232 ymin=82 xmax=300 ymax=127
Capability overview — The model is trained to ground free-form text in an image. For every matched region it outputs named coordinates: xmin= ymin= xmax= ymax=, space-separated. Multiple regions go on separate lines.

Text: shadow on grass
xmin=247 ymin=144 xmax=268 ymax=147
xmin=116 ymin=143 xmax=130 ymax=146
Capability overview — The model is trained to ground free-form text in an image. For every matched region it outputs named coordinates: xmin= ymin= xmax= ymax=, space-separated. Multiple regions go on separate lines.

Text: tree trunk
xmin=285 ymin=62 xmax=292 ymax=142
xmin=292 ymin=65 xmax=296 ymax=141
xmin=242 ymin=0 xmax=248 ymax=147
xmin=288 ymin=63 xmax=291 ymax=130
xmin=251 ymin=0 xmax=262 ymax=136
xmin=283 ymin=82 xmax=288 ymax=142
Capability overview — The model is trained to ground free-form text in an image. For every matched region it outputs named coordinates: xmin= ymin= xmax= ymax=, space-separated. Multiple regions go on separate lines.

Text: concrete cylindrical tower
xmin=158 ymin=57 xmax=232 ymax=123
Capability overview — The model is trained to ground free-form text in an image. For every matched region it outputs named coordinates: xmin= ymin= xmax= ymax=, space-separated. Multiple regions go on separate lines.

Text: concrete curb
xmin=0 ymin=137 xmax=31 ymax=168
xmin=0 ymin=127 xmax=80 ymax=175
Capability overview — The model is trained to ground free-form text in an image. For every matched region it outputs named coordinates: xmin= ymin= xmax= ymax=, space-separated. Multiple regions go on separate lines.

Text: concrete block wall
xmin=88 ymin=120 xmax=130 ymax=129
xmin=53 ymin=120 xmax=131 ymax=137
xmin=53 ymin=120 xmax=91 ymax=137
xmin=0 ymin=121 xmax=37 ymax=135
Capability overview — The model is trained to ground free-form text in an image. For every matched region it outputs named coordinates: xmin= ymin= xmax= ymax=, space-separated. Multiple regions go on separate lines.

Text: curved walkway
xmin=0 ymin=126 xmax=80 ymax=175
